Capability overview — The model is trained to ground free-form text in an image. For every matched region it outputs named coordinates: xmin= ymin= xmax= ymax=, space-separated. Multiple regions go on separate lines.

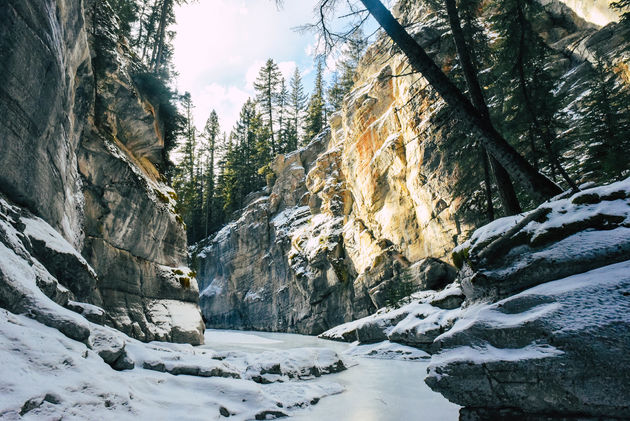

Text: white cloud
xmin=172 ymin=0 xmax=377 ymax=131
xmin=191 ymin=83 xmax=250 ymax=133
xmin=244 ymin=60 xmax=266 ymax=91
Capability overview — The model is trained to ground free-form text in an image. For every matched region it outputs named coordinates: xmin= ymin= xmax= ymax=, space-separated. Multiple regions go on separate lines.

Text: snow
xmin=67 ymin=301 xmax=105 ymax=318
xmin=244 ymin=288 xmax=264 ymax=303
xmin=200 ymin=277 xmax=225 ymax=298
xmin=21 ymin=216 xmax=79 ymax=256
xmin=455 ymin=177 xmax=630 ymax=255
xmin=428 ymin=343 xmax=563 ymax=375
xmin=0 ymin=311 xmax=350 ymax=420
xmin=427 ymin=259 xmax=630 ymax=379
xmin=202 ymin=330 xmax=461 ymax=421
xmin=344 ymin=341 xmax=430 ymax=361
xmin=321 ymin=284 xmax=465 ymax=343
xmin=145 ymin=299 xmax=204 ymax=339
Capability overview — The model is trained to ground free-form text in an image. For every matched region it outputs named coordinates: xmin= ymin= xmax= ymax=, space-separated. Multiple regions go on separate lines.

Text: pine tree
xmin=276 ymin=78 xmax=290 ymax=153
xmin=304 ymin=58 xmax=326 ymax=142
xmin=288 ymin=67 xmax=307 ymax=149
xmin=173 ymin=92 xmax=204 ymax=243
xmin=201 ymin=110 xmax=220 ymax=237
xmin=572 ymin=54 xmax=630 ymax=181
xmin=612 ymin=0 xmax=630 ymax=21
xmin=328 ymin=29 xmax=367 ymax=111
xmin=253 ymin=59 xmax=283 ymax=155
xmin=218 ymin=99 xmax=269 ymax=215
xmin=109 ymin=0 xmax=139 ymax=38
xmin=351 ymin=0 xmax=562 ymax=202
xmin=443 ymin=0 xmax=521 ymax=218
xmin=490 ymin=0 xmax=576 ymax=190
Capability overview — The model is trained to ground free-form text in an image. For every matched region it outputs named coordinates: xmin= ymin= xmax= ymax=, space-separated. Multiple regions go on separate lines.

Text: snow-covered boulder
xmin=454 ymin=178 xmax=630 ymax=301
xmin=426 ymin=260 xmax=630 ymax=418
xmin=423 ymin=178 xmax=630 ymax=418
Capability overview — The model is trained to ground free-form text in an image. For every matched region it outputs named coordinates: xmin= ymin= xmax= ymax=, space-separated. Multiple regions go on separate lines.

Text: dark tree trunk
xmin=444 ymin=0 xmax=522 ymax=215
xmin=359 ymin=0 xmax=562 ymax=203
xmin=152 ymin=0 xmax=171 ymax=72
xmin=481 ymin=146 xmax=495 ymax=221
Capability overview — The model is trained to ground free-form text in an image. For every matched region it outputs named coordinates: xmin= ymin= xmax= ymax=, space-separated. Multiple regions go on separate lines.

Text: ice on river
xmin=0 ymin=312 xmax=459 ymax=420
xmin=202 ymin=330 xmax=461 ymax=421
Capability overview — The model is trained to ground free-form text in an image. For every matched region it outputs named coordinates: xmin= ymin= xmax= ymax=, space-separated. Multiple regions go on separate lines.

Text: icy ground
xmin=0 ymin=315 xmax=459 ymax=420
xmin=203 ymin=330 xmax=461 ymax=421
xmin=0 ymin=312 xmax=347 ymax=420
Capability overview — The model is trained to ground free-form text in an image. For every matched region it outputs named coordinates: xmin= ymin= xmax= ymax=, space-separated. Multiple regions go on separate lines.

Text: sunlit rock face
xmin=198 ymin=0 xmax=628 ymax=335
xmin=553 ymin=0 xmax=621 ymax=26
xmin=0 ymin=0 xmax=204 ymax=344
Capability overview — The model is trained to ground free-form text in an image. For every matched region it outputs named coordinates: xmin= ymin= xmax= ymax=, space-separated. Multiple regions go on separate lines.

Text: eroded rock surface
xmin=0 ymin=0 xmax=203 ymax=344
xmin=321 ymin=178 xmax=630 ymax=418
xmin=197 ymin=0 xmax=627 ymax=338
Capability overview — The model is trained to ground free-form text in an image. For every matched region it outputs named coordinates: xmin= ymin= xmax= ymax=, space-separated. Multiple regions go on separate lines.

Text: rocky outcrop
xmin=0 ymin=0 xmax=204 ymax=344
xmin=421 ymin=178 xmax=630 ymax=418
xmin=198 ymin=129 xmax=459 ymax=334
xmin=425 ymin=260 xmax=630 ymax=419
xmin=321 ymin=177 xmax=630 ymax=418
xmin=197 ymin=0 xmax=627 ymax=336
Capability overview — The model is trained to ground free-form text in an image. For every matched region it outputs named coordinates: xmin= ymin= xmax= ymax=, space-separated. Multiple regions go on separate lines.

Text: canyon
xmin=0 ymin=0 xmax=628 ymax=419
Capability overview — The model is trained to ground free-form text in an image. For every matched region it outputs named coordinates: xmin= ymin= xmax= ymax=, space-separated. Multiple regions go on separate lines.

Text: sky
xmin=172 ymin=0 xmax=327 ymax=133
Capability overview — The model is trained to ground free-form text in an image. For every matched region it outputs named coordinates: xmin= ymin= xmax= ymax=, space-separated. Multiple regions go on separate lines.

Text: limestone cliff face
xmin=0 ymin=0 xmax=204 ymax=344
xmin=197 ymin=1 xmax=628 ymax=334
xmin=553 ymin=0 xmax=621 ymax=26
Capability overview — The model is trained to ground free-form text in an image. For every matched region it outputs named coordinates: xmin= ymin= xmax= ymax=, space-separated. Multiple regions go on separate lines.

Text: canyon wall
xmin=197 ymin=0 xmax=629 ymax=335
xmin=0 ymin=0 xmax=204 ymax=344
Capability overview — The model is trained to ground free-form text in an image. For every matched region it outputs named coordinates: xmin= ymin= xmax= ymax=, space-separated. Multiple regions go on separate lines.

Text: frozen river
xmin=201 ymin=329 xmax=460 ymax=421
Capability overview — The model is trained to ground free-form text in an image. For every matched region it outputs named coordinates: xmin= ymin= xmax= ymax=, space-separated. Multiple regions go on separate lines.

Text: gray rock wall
xmin=0 ymin=0 xmax=92 ymax=247
xmin=0 ymin=0 xmax=204 ymax=344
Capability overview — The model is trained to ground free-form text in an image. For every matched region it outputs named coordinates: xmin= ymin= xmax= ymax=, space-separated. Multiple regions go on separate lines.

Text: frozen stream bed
xmin=0 ymin=307 xmax=458 ymax=420
xmin=202 ymin=329 xmax=461 ymax=420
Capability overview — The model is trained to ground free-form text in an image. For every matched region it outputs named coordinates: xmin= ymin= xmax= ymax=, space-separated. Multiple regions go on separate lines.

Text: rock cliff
xmin=197 ymin=0 xmax=628 ymax=336
xmin=322 ymin=177 xmax=630 ymax=418
xmin=0 ymin=0 xmax=204 ymax=344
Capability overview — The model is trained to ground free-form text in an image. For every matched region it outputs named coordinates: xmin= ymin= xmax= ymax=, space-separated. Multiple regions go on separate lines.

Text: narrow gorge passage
xmin=1 ymin=0 xmax=629 ymax=420
xmin=202 ymin=330 xmax=461 ymax=420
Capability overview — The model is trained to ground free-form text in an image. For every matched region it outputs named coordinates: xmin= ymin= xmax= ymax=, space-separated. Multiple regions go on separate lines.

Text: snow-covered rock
xmin=320 ymin=285 xmax=465 ymax=350
xmin=319 ymin=178 xmax=630 ymax=417
xmin=455 ymin=177 xmax=630 ymax=301
xmin=426 ymin=260 xmax=630 ymax=418
xmin=0 ymin=309 xmax=346 ymax=420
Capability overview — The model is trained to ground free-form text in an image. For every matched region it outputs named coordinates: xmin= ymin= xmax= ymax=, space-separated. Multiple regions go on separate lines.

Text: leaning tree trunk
xmin=359 ymin=0 xmax=562 ymax=203
xmin=444 ymin=0 xmax=522 ymax=215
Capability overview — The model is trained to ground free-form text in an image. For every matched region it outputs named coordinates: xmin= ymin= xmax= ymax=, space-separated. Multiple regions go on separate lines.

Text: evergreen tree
xmin=612 ymin=0 xmax=630 ymax=21
xmin=253 ymin=59 xmax=283 ymax=155
xmin=173 ymin=92 xmax=204 ymax=243
xmin=489 ymin=0 xmax=576 ymax=190
xmin=109 ymin=0 xmax=139 ymax=38
xmin=304 ymin=58 xmax=326 ymax=142
xmin=328 ymin=29 xmax=367 ymax=111
xmin=201 ymin=110 xmax=220 ymax=237
xmin=335 ymin=0 xmax=563 ymax=202
xmin=276 ymin=78 xmax=290 ymax=153
xmin=288 ymin=67 xmax=308 ymax=148
xmin=219 ymin=99 xmax=269 ymax=215
xmin=571 ymin=54 xmax=630 ymax=181
xmin=442 ymin=0 xmax=521 ymax=218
